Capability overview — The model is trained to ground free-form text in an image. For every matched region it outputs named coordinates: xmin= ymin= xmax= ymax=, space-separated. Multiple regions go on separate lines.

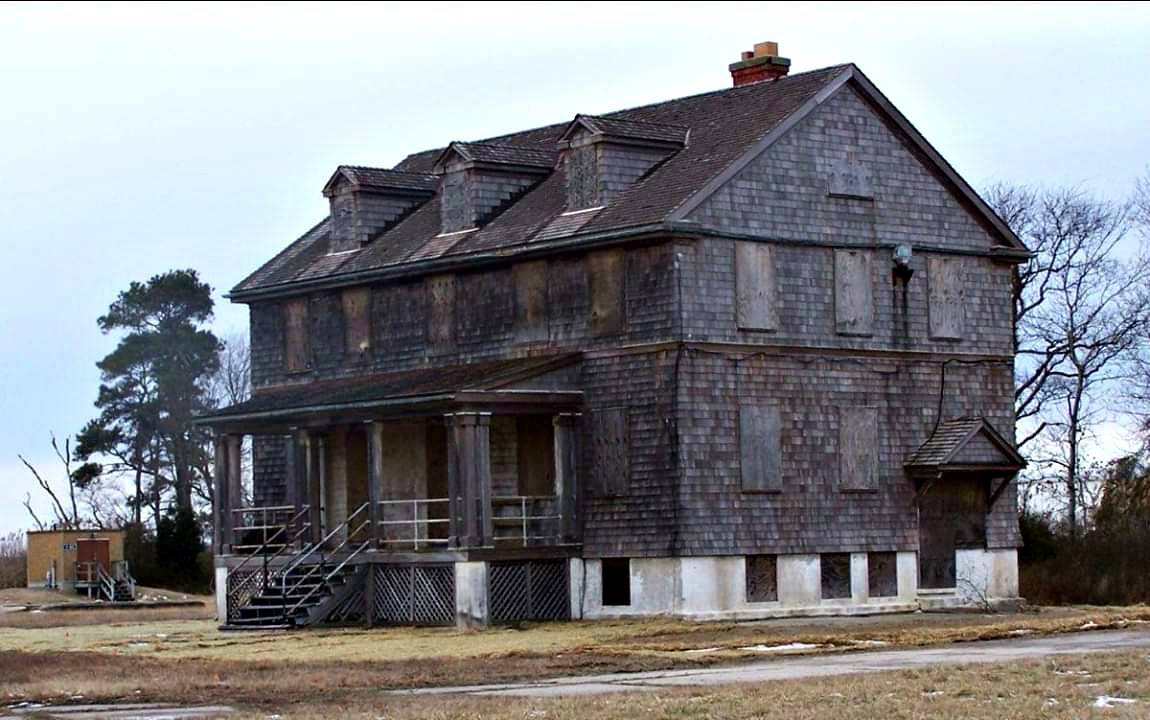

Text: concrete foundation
xmin=215 ymin=565 xmax=228 ymax=623
xmin=455 ymin=560 xmax=489 ymax=630
xmin=574 ymin=549 xmax=1014 ymax=621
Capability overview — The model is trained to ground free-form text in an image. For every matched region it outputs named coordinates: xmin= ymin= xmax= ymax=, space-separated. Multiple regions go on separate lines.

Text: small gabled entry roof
xmin=197 ymin=354 xmax=583 ymax=433
xmin=905 ymin=417 xmax=1026 ymax=474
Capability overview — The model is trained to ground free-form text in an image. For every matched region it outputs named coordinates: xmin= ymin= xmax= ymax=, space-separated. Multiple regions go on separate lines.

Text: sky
xmin=1 ymin=1 xmax=1149 ymax=536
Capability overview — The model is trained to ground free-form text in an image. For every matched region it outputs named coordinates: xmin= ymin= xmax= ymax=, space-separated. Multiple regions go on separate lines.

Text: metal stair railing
xmin=112 ymin=560 xmax=136 ymax=600
xmin=224 ymin=505 xmax=312 ymax=620
xmin=279 ymin=502 xmax=372 ymax=624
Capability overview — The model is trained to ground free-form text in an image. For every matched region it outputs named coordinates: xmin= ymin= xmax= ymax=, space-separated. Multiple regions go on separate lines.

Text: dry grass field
xmin=0 ymin=604 xmax=1147 ymax=717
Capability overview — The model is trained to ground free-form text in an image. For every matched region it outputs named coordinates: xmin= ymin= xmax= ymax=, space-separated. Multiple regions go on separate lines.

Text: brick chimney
xmin=729 ymin=41 xmax=791 ymax=86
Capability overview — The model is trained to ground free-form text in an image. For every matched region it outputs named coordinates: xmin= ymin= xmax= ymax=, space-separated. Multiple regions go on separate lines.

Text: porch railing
xmin=492 ymin=495 xmax=563 ymax=547
xmin=224 ymin=505 xmax=312 ymax=622
xmin=376 ymin=498 xmax=451 ymax=550
xmin=231 ymin=505 xmax=307 ymax=554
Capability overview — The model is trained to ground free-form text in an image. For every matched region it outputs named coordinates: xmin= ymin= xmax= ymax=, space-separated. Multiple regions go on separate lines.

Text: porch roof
xmin=198 ymin=354 xmax=582 ymax=432
xmin=904 ymin=417 xmax=1026 ymax=474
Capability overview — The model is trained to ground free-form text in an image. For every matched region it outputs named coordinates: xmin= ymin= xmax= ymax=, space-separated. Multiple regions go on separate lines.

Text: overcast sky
xmin=2 ymin=1 xmax=1148 ymax=536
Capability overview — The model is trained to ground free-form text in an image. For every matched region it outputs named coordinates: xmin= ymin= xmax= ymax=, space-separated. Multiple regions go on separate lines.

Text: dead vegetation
xmin=0 ymin=605 xmax=1148 ymax=713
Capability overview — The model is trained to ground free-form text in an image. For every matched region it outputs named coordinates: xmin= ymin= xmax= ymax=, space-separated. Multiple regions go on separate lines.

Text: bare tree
xmin=18 ymin=433 xmax=90 ymax=530
xmin=987 ymin=184 xmax=1150 ymax=534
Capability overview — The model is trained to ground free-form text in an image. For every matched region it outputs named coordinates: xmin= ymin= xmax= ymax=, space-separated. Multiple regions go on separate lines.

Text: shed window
xmin=839 ymin=407 xmax=878 ymax=491
xmin=591 ymin=408 xmax=629 ymax=495
xmin=928 ymin=256 xmax=965 ymax=340
xmin=284 ymin=298 xmax=310 ymax=372
xmin=820 ymin=553 xmax=852 ymax=600
xmin=601 ymin=558 xmax=631 ymax=606
xmin=342 ymin=287 xmax=371 ymax=358
xmin=740 ymin=403 xmax=782 ymax=492
xmin=834 ymin=249 xmax=874 ymax=336
xmin=735 ymin=241 xmax=778 ymax=331
xmin=745 ymin=555 xmax=778 ymax=602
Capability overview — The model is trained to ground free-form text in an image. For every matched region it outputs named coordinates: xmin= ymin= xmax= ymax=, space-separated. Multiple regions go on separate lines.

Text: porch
xmin=201 ymin=356 xmax=584 ymax=629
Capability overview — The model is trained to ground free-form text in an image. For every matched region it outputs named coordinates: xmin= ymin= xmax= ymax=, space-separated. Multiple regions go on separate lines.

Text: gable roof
xmin=559 ymin=114 xmax=690 ymax=148
xmin=905 ymin=417 xmax=1026 ymax=472
xmin=232 ymin=64 xmax=1025 ymax=300
xmin=322 ymin=166 xmax=438 ymax=197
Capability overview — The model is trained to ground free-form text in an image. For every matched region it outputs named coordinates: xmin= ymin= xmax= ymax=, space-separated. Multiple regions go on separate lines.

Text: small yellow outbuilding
xmin=25 ymin=528 xmax=127 ymax=592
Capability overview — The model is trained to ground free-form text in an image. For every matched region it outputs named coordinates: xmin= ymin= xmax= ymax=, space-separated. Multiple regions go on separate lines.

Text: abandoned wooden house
xmin=202 ymin=42 xmax=1028 ymax=630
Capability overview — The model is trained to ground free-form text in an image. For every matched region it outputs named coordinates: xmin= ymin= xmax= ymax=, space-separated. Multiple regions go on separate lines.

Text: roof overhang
xmin=904 ymin=417 xmax=1026 ymax=478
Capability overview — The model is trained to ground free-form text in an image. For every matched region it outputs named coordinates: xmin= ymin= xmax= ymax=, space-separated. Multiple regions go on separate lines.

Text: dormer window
xmin=558 ymin=115 xmax=687 ymax=211
xmin=434 ymin=142 xmax=556 ymax=235
xmin=322 ymin=166 xmax=437 ymax=254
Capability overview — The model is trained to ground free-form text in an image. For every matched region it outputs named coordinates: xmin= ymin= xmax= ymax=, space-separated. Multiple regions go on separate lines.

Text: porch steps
xmin=111 ymin=579 xmax=134 ymax=602
xmin=226 ymin=564 xmax=357 ymax=629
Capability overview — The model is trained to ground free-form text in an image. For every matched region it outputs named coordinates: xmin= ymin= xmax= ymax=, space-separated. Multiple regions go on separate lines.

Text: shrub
xmin=0 ymin=532 xmax=27 ymax=589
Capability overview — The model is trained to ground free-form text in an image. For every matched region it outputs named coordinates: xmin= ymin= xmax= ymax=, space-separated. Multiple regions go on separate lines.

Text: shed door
xmin=76 ymin=538 xmax=110 ymax=581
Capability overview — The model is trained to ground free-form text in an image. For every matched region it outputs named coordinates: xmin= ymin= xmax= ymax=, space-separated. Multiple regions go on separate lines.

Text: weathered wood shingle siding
xmin=675 ymin=351 xmax=1018 ymax=555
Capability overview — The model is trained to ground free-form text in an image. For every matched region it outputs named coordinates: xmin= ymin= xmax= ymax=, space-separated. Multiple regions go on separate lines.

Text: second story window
xmin=839 ymin=406 xmax=878 ymax=491
xmin=284 ymin=297 xmax=310 ymax=373
xmin=342 ymin=287 xmax=371 ymax=359
xmin=735 ymin=241 xmax=778 ymax=332
xmin=834 ymin=249 xmax=874 ymax=336
xmin=928 ymin=256 xmax=965 ymax=340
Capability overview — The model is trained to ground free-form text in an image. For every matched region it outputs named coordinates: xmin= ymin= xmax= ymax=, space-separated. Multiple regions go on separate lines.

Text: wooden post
xmin=446 ymin=413 xmax=492 ymax=548
xmin=305 ymin=432 xmax=322 ymax=544
xmin=366 ymin=421 xmax=384 ymax=549
xmin=212 ymin=434 xmax=228 ymax=554
xmin=553 ymin=413 xmax=581 ymax=543
xmin=225 ymin=434 xmax=243 ymax=516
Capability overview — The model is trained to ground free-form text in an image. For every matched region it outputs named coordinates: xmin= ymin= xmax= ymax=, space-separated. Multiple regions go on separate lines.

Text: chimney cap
xmin=753 ymin=41 xmax=779 ymax=58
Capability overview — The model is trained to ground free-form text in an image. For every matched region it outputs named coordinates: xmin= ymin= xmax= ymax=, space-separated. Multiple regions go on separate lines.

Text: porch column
xmin=446 ymin=412 xmax=492 ymax=548
xmin=553 ymin=413 xmax=581 ymax=543
xmin=366 ymin=421 xmax=384 ymax=549
xmin=212 ymin=434 xmax=230 ymax=554
xmin=225 ymin=434 xmax=243 ymax=523
xmin=285 ymin=429 xmax=313 ymax=540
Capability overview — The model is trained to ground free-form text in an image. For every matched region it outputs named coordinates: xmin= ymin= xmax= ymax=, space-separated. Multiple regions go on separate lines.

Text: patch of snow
xmin=1044 ymin=698 xmax=1059 ymax=707
xmin=852 ymin=640 xmax=889 ymax=647
xmin=30 ymin=609 xmax=44 ymax=614
xmin=1008 ymin=629 xmax=1034 ymax=636
xmin=154 ymin=633 xmax=169 ymax=639
xmin=923 ymin=691 xmax=945 ymax=698
xmin=1053 ymin=669 xmax=1091 ymax=676
xmin=1080 ymin=621 xmax=1100 ymax=630
xmin=682 ymin=647 xmax=720 ymax=654
xmin=1093 ymin=696 xmax=1137 ymax=709
xmin=739 ymin=642 xmax=822 ymax=653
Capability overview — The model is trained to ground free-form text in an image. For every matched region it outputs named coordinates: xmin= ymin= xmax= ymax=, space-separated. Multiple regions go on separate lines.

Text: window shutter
xmin=739 ymin=403 xmax=782 ymax=492
xmin=591 ymin=408 xmax=629 ymax=495
xmin=735 ymin=242 xmax=778 ymax=331
xmin=839 ymin=407 xmax=878 ymax=490
xmin=426 ymin=274 xmax=456 ymax=347
xmin=284 ymin=298 xmax=310 ymax=372
xmin=928 ymin=256 xmax=965 ymax=340
xmin=834 ymin=249 xmax=874 ymax=336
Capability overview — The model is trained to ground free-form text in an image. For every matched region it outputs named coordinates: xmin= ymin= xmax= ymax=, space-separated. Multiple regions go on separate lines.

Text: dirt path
xmin=396 ymin=627 xmax=1150 ymax=697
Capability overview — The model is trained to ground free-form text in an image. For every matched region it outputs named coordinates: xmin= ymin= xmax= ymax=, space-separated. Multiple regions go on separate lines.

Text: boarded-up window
xmin=868 ymin=551 xmax=898 ymax=598
xmin=735 ymin=241 xmax=778 ymax=331
xmin=840 ymin=407 xmax=878 ymax=491
xmin=928 ymin=256 xmax=964 ymax=340
xmin=342 ymin=287 xmax=371 ymax=358
xmin=820 ymin=553 xmax=852 ymax=599
xmin=513 ymin=260 xmax=548 ymax=343
xmin=591 ymin=408 xmax=628 ymax=495
xmin=284 ymin=298 xmax=310 ymax=372
xmin=740 ymin=403 xmax=782 ymax=492
xmin=834 ymin=249 xmax=874 ymax=336
xmin=441 ymin=171 xmax=469 ymax=233
xmin=566 ymin=143 xmax=599 ymax=210
xmin=588 ymin=249 xmax=624 ymax=336
xmin=426 ymin=274 xmax=456 ymax=347
xmin=745 ymin=555 xmax=778 ymax=602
